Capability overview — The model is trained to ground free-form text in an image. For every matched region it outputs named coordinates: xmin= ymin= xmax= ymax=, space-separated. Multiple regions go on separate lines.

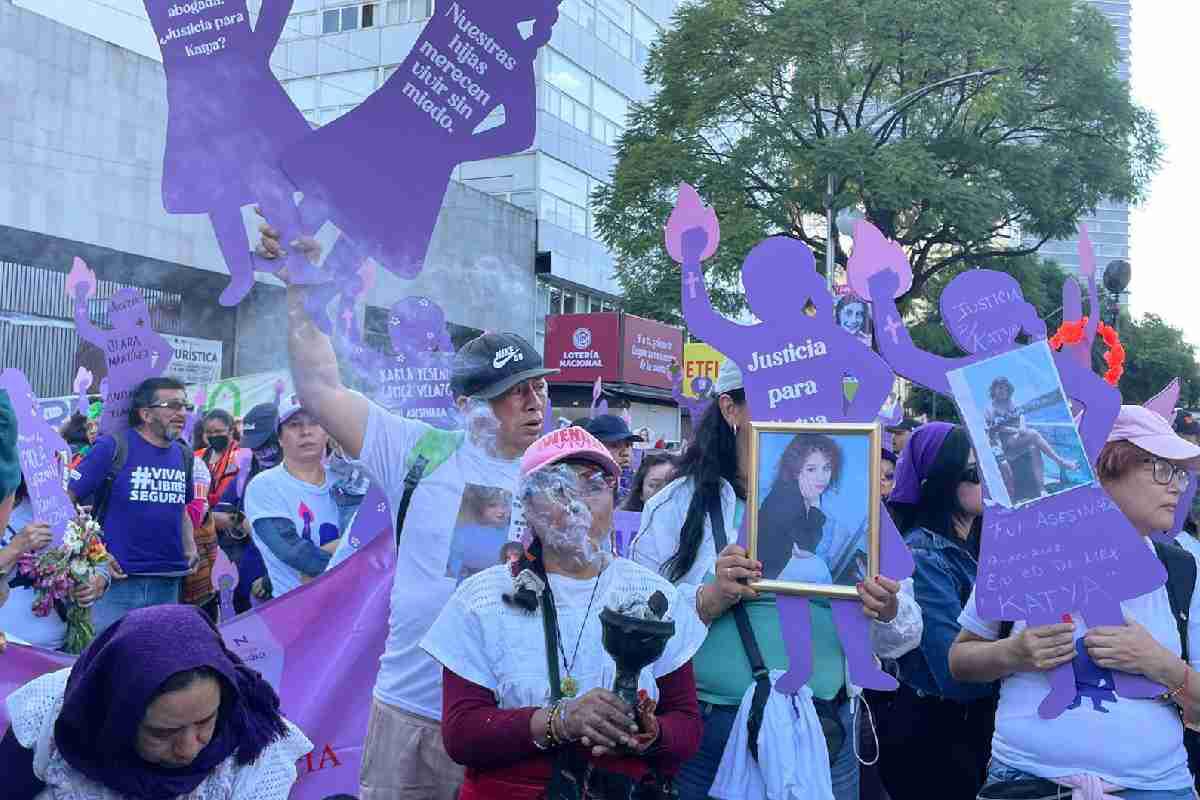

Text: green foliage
xmin=1113 ymin=314 xmax=1200 ymax=407
xmin=594 ymin=0 xmax=1161 ymax=324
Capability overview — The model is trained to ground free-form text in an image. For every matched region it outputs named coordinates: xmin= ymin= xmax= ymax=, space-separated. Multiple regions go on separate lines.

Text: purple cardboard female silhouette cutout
xmin=0 ymin=370 xmax=76 ymax=544
xmin=863 ymin=230 xmax=1165 ymax=718
xmin=666 ymin=184 xmax=912 ymax=692
xmin=280 ymin=0 xmax=560 ymax=279
xmin=67 ymin=258 xmax=174 ymax=436
xmin=339 ymin=296 xmax=459 ymax=430
xmin=144 ymin=0 xmax=320 ymax=305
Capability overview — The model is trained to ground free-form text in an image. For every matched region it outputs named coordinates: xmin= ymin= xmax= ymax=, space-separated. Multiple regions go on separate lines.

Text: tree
xmin=1115 ymin=314 xmax=1200 ymax=407
xmin=594 ymin=0 xmax=1161 ymax=325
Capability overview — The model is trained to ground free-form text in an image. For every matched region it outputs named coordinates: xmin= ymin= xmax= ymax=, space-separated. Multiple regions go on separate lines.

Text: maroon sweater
xmin=442 ymin=662 xmax=702 ymax=798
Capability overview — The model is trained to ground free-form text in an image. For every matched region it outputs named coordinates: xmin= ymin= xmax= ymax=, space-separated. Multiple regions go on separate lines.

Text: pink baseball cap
xmin=520 ymin=426 xmax=621 ymax=481
xmin=1107 ymin=405 xmax=1200 ymax=466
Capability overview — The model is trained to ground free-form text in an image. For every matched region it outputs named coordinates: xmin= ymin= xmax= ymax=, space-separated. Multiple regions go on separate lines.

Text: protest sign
xmin=681 ymin=342 xmax=723 ymax=399
xmin=665 ymin=183 xmax=911 ymax=693
xmin=68 ymin=259 xmax=174 ymax=436
xmin=862 ymin=224 xmax=1164 ymax=717
xmin=164 ymin=334 xmax=224 ymax=385
xmin=0 ymin=369 xmax=76 ymax=544
xmin=612 ymin=510 xmax=641 ymax=558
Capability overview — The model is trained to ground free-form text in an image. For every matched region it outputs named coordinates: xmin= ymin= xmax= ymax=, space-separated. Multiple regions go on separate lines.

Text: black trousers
xmin=877 ymin=684 xmax=996 ymax=800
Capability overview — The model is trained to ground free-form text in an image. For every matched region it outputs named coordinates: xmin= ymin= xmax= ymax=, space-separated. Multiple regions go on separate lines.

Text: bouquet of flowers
xmin=14 ymin=511 xmax=110 ymax=654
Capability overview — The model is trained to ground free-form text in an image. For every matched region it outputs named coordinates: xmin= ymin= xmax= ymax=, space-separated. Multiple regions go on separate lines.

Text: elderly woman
xmin=630 ymin=361 xmax=921 ymax=800
xmin=2 ymin=605 xmax=312 ymax=799
xmin=421 ymin=427 xmax=705 ymax=799
xmin=950 ymin=405 xmax=1200 ymax=799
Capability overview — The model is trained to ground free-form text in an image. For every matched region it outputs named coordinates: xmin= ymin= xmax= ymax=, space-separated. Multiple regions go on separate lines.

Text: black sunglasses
xmin=960 ymin=464 xmax=981 ymax=485
xmin=146 ymin=400 xmax=195 ymax=413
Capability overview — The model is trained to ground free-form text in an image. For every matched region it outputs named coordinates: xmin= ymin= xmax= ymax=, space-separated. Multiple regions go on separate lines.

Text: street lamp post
xmin=824 ymin=68 xmax=1009 ymax=291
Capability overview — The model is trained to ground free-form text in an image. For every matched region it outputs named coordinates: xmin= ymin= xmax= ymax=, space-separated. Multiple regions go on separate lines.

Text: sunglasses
xmin=146 ymin=400 xmax=194 ymax=413
xmin=960 ymin=464 xmax=981 ymax=485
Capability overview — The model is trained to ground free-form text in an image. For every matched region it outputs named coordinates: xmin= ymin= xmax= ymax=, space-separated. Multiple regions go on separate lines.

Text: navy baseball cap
xmin=583 ymin=414 xmax=644 ymax=444
xmin=240 ymin=402 xmax=279 ymax=450
xmin=450 ymin=332 xmax=558 ymax=400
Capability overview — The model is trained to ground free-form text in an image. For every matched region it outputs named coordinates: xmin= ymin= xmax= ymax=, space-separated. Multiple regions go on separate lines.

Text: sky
xmin=1129 ymin=2 xmax=1200 ymax=347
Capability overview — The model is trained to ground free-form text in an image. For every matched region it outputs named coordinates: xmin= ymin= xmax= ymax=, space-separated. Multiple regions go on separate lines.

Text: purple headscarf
xmin=54 ymin=605 xmax=288 ymax=800
xmin=888 ymin=422 xmax=954 ymax=505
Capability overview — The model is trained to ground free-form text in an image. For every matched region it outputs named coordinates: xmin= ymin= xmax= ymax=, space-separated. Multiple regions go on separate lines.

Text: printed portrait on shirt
xmin=446 ymin=483 xmax=515 ymax=585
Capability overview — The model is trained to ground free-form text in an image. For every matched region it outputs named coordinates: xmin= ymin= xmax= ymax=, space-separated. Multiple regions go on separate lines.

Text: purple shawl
xmin=53 ymin=605 xmax=287 ymax=800
xmin=888 ymin=422 xmax=954 ymax=505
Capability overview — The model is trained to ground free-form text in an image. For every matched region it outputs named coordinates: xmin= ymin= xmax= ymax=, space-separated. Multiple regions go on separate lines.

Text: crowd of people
xmin=3 ymin=277 xmax=1200 ymax=800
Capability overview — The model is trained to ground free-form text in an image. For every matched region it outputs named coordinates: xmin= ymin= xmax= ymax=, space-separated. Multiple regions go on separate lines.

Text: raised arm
xmin=288 ymin=285 xmax=369 ymax=458
xmin=679 ymin=229 xmax=744 ymax=353
xmin=72 ymin=287 xmax=105 ymax=348
xmin=868 ymin=270 xmax=957 ymax=396
xmin=253 ymin=0 xmax=296 ymax=49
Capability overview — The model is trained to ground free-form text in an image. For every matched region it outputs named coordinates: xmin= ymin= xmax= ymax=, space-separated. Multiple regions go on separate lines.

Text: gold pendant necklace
xmin=560 ymin=676 xmax=579 ymax=698
xmin=554 ymin=572 xmax=602 ymax=701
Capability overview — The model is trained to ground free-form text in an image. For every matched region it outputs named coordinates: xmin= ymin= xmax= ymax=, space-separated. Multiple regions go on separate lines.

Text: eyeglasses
xmin=1142 ymin=458 xmax=1191 ymax=487
xmin=960 ymin=464 xmax=981 ymax=485
xmin=146 ymin=400 xmax=194 ymax=413
xmin=570 ymin=468 xmax=617 ymax=498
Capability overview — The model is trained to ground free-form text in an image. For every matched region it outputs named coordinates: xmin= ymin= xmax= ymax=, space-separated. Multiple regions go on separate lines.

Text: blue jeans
xmin=93 ymin=575 xmax=182 ymax=635
xmin=675 ymin=696 xmax=858 ymax=800
xmin=986 ymin=761 xmax=1196 ymax=800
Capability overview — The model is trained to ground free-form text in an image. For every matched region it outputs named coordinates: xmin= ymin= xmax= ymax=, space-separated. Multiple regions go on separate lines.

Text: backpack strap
xmin=705 ymin=489 xmax=771 ymax=762
xmin=92 ymin=432 xmax=129 ymax=526
xmin=1154 ymin=540 xmax=1195 ymax=663
xmin=393 ymin=428 xmax=466 ymax=547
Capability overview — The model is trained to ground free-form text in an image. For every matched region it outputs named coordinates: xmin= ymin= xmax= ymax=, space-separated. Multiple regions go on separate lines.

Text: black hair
xmin=774 ymin=433 xmax=843 ymax=495
xmin=621 ymin=451 xmax=677 ymax=512
xmin=658 ymin=389 xmax=746 ymax=583
xmin=202 ymin=408 xmax=235 ymax=431
xmin=128 ymin=377 xmax=187 ymax=428
xmin=153 ymin=665 xmax=224 ymax=702
xmin=881 ymin=449 xmax=898 ymax=465
xmin=58 ymin=412 xmax=90 ymax=449
xmin=503 ymin=535 xmax=547 ymax=612
xmin=888 ymin=426 xmax=981 ymax=554
xmin=13 ymin=477 xmax=29 ymax=508
xmin=989 ymin=377 xmax=1015 ymax=400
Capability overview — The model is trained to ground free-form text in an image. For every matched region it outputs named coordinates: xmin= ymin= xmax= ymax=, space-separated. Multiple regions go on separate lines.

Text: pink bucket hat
xmin=520 ymin=426 xmax=621 ymax=481
xmin=1107 ymin=405 xmax=1200 ymax=466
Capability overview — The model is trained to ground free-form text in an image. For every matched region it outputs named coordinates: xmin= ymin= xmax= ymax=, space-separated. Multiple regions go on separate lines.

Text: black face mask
xmin=207 ymin=435 xmax=230 ymax=453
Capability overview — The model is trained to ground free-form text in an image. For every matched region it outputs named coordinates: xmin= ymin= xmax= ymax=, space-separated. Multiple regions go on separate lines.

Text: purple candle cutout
xmin=0 ymin=370 xmax=77 ymax=545
xmin=143 ymin=0 xmax=324 ymax=305
xmin=340 ymin=296 xmax=459 ymax=430
xmin=72 ymin=367 xmax=94 ymax=418
xmin=68 ymin=259 xmax=174 ymax=436
xmin=280 ymin=1 xmax=560 ymax=281
xmin=864 ymin=232 xmax=1166 ymax=717
xmin=666 ymin=184 xmax=911 ymax=693
xmin=212 ymin=545 xmax=240 ymax=623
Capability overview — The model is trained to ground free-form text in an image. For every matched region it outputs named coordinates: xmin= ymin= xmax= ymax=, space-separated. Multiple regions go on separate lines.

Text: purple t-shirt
xmin=69 ymin=430 xmax=194 ymax=576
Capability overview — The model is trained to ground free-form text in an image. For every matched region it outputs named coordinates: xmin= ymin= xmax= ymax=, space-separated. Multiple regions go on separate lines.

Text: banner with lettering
xmin=0 ymin=530 xmax=398 ymax=798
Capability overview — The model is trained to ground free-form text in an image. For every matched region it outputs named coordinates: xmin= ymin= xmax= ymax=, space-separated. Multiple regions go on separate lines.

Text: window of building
xmin=540 ymin=156 xmax=590 ymax=209
xmin=563 ymin=292 xmax=577 ymax=314
xmin=596 ymin=0 xmax=631 ymax=30
xmin=595 ymin=15 xmax=632 ymax=59
xmin=591 ymin=81 xmax=628 ymax=145
xmin=321 ymin=68 xmax=376 ymax=106
xmin=549 ymin=286 xmax=563 ymax=316
xmin=559 ymin=0 xmax=594 ymax=29
xmin=633 ymin=9 xmax=660 ymax=66
xmin=322 ymin=9 xmax=340 ymax=33
xmin=544 ymin=50 xmax=591 ymax=103
xmin=341 ymin=6 xmax=359 ymax=30
xmin=361 ymin=3 xmax=375 ymax=27
xmin=540 ymin=84 xmax=591 ymax=134
xmin=283 ymin=77 xmax=317 ymax=112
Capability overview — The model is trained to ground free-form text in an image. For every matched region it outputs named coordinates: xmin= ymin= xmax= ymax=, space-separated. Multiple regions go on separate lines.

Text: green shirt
xmin=692 ymin=501 xmax=846 ymax=705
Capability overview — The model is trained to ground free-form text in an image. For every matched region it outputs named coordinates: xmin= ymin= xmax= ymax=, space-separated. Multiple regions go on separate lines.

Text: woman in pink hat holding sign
xmin=421 ymin=427 xmax=705 ymax=799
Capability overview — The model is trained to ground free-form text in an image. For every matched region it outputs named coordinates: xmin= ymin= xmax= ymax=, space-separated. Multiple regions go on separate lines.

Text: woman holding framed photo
xmin=630 ymin=361 xmax=921 ymax=800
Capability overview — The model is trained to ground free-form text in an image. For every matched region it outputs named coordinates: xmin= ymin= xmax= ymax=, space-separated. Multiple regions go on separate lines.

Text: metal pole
xmin=825 ymin=173 xmax=835 ymax=292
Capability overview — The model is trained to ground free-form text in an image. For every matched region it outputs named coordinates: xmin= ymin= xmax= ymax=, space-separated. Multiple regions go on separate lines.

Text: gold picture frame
xmin=746 ymin=421 xmax=883 ymax=599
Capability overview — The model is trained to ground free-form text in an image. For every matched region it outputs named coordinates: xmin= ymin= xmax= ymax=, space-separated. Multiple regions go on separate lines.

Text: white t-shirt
xmin=958 ymin=539 xmax=1200 ymax=790
xmin=244 ymin=464 xmax=340 ymax=599
xmin=421 ymin=558 xmax=706 ymax=709
xmin=359 ymin=399 xmax=524 ymax=719
xmin=0 ymin=503 xmax=67 ymax=650
xmin=1174 ymin=532 xmax=1200 ymax=562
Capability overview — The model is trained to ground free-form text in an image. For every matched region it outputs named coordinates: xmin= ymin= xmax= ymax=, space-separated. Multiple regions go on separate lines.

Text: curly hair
xmin=989 ymin=377 xmax=1015 ymax=400
xmin=774 ymin=434 xmax=842 ymax=495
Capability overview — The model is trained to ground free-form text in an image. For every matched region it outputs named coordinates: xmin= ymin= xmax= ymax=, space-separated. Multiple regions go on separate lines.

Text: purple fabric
xmin=887 ymin=422 xmax=954 ymax=506
xmin=53 ymin=605 xmax=286 ymax=800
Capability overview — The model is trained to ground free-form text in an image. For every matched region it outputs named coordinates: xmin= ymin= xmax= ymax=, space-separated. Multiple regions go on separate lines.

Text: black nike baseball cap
xmin=240 ymin=402 xmax=280 ymax=450
xmin=450 ymin=332 xmax=559 ymax=400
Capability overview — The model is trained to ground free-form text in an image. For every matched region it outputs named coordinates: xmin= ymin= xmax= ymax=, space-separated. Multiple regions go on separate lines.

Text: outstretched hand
xmin=867 ymin=268 xmax=900 ymax=302
xmin=253 ymin=208 xmax=323 ymax=276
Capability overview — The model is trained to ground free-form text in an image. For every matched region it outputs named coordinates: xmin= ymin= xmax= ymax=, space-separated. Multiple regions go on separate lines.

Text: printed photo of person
xmin=446 ymin=484 xmax=514 ymax=585
xmin=755 ymin=431 xmax=873 ymax=588
xmin=835 ymin=294 xmax=873 ymax=348
xmin=947 ymin=341 xmax=1095 ymax=507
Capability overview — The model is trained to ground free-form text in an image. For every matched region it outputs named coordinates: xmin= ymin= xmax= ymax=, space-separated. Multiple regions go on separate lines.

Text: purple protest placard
xmin=68 ymin=259 xmax=174 ymax=436
xmin=0 ymin=370 xmax=77 ymax=544
xmin=863 ymin=230 xmax=1165 ymax=717
xmin=143 ymin=0 xmax=318 ymax=305
xmin=666 ymin=184 xmax=912 ymax=692
xmin=281 ymin=2 xmax=559 ymax=280
xmin=612 ymin=510 xmax=641 ymax=558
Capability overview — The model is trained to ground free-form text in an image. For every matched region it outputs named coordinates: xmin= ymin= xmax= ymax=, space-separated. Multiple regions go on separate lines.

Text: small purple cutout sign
xmin=0 ymin=369 xmax=77 ymax=544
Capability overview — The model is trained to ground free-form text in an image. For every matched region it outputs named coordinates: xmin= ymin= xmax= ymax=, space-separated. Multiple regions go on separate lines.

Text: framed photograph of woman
xmin=746 ymin=422 xmax=883 ymax=599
